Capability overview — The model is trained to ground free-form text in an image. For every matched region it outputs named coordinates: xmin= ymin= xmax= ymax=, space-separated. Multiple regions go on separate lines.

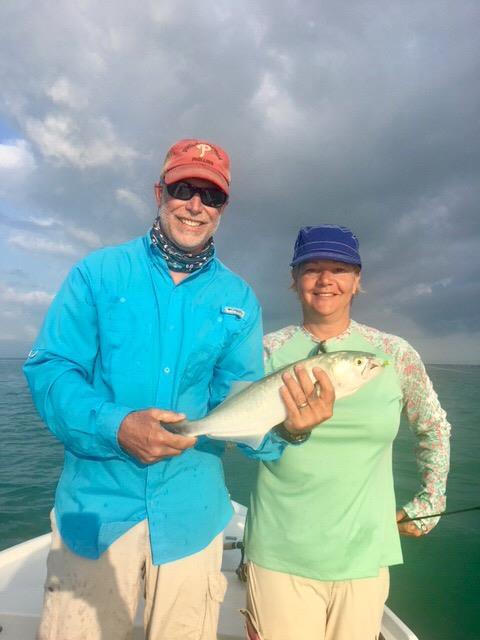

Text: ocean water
xmin=0 ymin=358 xmax=479 ymax=640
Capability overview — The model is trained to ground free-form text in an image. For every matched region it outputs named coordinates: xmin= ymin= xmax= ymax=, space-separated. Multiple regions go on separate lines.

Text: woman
xmin=244 ymin=225 xmax=451 ymax=640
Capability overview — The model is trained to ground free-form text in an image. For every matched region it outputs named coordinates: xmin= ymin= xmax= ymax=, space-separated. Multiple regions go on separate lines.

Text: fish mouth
xmin=365 ymin=357 xmax=386 ymax=375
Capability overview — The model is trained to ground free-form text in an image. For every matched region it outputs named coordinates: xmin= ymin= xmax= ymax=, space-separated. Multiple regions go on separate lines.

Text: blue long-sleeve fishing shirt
xmin=24 ymin=233 xmax=284 ymax=564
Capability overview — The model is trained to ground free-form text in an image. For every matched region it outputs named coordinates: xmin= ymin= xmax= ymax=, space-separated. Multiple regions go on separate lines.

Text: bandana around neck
xmin=150 ymin=217 xmax=214 ymax=273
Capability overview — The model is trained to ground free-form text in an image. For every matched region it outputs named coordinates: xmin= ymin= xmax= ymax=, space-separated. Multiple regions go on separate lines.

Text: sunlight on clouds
xmin=393 ymin=277 xmax=453 ymax=304
xmin=413 ymin=279 xmax=452 ymax=297
xmin=267 ymin=48 xmax=294 ymax=77
xmin=8 ymin=216 xmax=101 ymax=252
xmin=251 ymin=72 xmax=303 ymax=131
xmin=116 ymin=188 xmax=150 ymax=219
xmin=28 ymin=216 xmax=57 ymax=228
xmin=0 ymin=139 xmax=35 ymax=172
xmin=25 ymin=114 xmax=137 ymax=169
xmin=0 ymin=284 xmax=53 ymax=307
xmin=0 ymin=139 xmax=36 ymax=196
xmin=396 ymin=196 xmax=451 ymax=235
xmin=414 ymin=283 xmax=433 ymax=296
xmin=67 ymin=226 xmax=101 ymax=249
xmin=9 ymin=233 xmax=77 ymax=257
xmin=47 ymin=77 xmax=88 ymax=109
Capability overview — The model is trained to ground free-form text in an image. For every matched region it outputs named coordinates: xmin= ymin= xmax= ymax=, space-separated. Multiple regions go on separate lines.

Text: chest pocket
xmin=98 ymin=295 xmax=153 ymax=349
xmin=180 ymin=306 xmax=246 ymax=388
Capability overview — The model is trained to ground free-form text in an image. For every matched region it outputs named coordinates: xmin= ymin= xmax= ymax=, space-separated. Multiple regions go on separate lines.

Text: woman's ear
xmin=353 ymin=272 xmax=363 ymax=295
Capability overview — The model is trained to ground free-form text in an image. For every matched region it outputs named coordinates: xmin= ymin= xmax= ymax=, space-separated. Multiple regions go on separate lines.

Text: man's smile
xmin=177 ymin=216 xmax=204 ymax=227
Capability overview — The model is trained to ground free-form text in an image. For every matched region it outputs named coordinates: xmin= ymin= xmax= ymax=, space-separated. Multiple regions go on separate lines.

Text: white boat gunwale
xmin=0 ymin=502 xmax=419 ymax=640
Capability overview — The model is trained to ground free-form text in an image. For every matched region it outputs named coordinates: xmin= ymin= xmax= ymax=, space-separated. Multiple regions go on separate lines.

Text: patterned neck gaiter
xmin=150 ymin=216 xmax=215 ymax=273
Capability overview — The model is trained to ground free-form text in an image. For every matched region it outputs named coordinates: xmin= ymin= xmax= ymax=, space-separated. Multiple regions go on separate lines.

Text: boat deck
xmin=0 ymin=506 xmax=419 ymax=640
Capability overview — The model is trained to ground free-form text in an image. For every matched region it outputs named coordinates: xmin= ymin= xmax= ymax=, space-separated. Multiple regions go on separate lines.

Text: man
xmin=24 ymin=139 xmax=334 ymax=640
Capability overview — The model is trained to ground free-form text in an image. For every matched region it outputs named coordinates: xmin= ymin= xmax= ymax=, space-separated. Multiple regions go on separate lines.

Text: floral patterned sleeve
xmin=263 ymin=326 xmax=298 ymax=373
xmin=394 ymin=340 xmax=451 ymax=533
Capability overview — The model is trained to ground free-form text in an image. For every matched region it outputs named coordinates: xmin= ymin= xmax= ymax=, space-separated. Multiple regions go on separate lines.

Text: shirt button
xmin=164 ymin=367 xmax=170 ymax=374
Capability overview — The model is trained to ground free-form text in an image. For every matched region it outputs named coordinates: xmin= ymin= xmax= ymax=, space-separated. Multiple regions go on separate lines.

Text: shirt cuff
xmin=96 ymin=402 xmax=133 ymax=457
xmin=402 ymin=502 xmax=440 ymax=533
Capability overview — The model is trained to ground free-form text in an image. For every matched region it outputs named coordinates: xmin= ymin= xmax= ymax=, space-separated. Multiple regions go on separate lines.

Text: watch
xmin=273 ymin=423 xmax=311 ymax=444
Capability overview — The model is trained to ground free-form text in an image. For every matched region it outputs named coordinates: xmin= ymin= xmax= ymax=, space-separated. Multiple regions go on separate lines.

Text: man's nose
xmin=186 ymin=193 xmax=203 ymax=215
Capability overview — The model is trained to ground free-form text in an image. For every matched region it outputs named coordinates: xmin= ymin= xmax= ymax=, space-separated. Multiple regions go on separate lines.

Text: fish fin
xmin=206 ymin=432 xmax=266 ymax=450
xmin=227 ymin=380 xmax=254 ymax=397
xmin=232 ymin=434 xmax=266 ymax=450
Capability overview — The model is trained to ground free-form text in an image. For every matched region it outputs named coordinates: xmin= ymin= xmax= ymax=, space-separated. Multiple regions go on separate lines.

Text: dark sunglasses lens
xmin=202 ymin=188 xmax=227 ymax=207
xmin=167 ymin=183 xmax=192 ymax=200
xmin=167 ymin=182 xmax=227 ymax=208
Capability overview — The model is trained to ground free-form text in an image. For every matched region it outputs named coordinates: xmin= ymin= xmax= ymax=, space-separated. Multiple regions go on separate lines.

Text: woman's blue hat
xmin=290 ymin=225 xmax=362 ymax=268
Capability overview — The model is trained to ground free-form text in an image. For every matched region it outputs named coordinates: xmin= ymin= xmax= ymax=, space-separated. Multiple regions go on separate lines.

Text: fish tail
xmin=162 ymin=419 xmax=197 ymax=436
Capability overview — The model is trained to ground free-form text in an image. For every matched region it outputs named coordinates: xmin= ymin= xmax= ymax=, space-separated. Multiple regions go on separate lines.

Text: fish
xmin=167 ymin=350 xmax=385 ymax=449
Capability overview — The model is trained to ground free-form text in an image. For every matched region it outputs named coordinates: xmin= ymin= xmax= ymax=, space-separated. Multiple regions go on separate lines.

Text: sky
xmin=0 ymin=0 xmax=479 ymax=363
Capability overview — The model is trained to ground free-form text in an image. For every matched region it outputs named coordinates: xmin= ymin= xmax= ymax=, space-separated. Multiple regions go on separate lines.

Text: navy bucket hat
xmin=290 ymin=225 xmax=362 ymax=268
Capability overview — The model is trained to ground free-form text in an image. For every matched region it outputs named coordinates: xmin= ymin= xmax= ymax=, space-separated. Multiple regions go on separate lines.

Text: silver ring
xmin=297 ymin=401 xmax=308 ymax=409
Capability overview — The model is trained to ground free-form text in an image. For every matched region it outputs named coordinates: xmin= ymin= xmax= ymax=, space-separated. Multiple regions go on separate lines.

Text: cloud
xmin=28 ymin=215 xmax=57 ymax=228
xmin=251 ymin=71 xmax=304 ymax=132
xmin=46 ymin=77 xmax=88 ymax=109
xmin=0 ymin=0 xmax=479 ymax=361
xmin=8 ymin=233 xmax=77 ymax=257
xmin=0 ymin=283 xmax=54 ymax=307
xmin=0 ymin=139 xmax=36 ymax=195
xmin=116 ymin=188 xmax=150 ymax=219
xmin=0 ymin=281 xmax=54 ymax=353
xmin=66 ymin=226 xmax=102 ymax=249
xmin=25 ymin=114 xmax=137 ymax=169
xmin=0 ymin=138 xmax=35 ymax=170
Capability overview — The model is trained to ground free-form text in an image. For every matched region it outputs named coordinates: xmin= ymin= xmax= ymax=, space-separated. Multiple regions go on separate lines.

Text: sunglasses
xmin=165 ymin=181 xmax=228 ymax=208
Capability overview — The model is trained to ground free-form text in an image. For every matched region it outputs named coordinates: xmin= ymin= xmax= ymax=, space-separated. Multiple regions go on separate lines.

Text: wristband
xmin=273 ymin=423 xmax=311 ymax=444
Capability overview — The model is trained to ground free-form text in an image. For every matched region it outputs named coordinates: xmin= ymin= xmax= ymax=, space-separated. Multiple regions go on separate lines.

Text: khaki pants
xmin=37 ymin=513 xmax=227 ymax=640
xmin=245 ymin=562 xmax=389 ymax=640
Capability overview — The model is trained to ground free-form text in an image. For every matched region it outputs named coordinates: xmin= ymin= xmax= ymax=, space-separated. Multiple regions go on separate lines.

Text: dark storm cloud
xmin=0 ymin=0 xmax=479 ymax=361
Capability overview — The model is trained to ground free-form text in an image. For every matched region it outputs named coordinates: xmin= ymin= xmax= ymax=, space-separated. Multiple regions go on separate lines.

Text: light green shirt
xmin=245 ymin=321 xmax=450 ymax=580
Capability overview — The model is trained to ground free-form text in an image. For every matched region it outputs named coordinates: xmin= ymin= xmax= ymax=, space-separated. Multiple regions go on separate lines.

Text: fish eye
xmin=356 ymin=358 xmax=363 ymax=366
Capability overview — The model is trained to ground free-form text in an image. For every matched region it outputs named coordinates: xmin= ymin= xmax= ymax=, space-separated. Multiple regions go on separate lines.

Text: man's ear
xmin=154 ymin=182 xmax=163 ymax=206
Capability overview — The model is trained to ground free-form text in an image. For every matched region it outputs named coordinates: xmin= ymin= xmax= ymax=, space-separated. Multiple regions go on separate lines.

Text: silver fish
xmin=168 ymin=350 xmax=385 ymax=448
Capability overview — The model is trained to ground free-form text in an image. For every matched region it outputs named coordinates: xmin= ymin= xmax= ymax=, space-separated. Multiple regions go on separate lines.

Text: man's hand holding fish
xmin=118 ymin=408 xmax=196 ymax=464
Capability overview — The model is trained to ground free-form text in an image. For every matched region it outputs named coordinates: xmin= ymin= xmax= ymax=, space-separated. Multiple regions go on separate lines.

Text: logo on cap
xmin=161 ymin=138 xmax=231 ymax=192
xmin=196 ymin=143 xmax=212 ymax=158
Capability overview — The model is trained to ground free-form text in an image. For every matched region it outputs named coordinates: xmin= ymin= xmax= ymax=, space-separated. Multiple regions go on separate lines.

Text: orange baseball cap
xmin=161 ymin=139 xmax=231 ymax=194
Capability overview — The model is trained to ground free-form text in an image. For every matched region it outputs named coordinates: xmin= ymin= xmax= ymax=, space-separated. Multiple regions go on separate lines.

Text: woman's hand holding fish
xmin=118 ymin=408 xmax=197 ymax=464
xmin=280 ymin=366 xmax=335 ymax=436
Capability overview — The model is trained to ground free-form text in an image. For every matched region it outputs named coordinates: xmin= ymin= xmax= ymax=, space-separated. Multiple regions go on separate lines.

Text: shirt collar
xmin=299 ymin=319 xmax=355 ymax=344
